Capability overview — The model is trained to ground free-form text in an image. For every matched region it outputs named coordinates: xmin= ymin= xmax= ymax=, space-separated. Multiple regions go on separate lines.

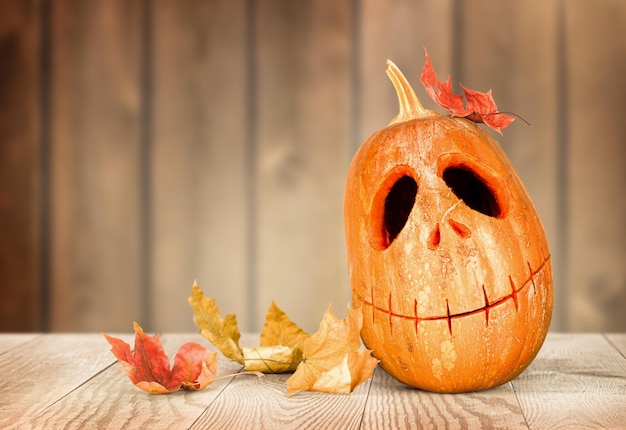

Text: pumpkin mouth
xmin=360 ymin=255 xmax=550 ymax=336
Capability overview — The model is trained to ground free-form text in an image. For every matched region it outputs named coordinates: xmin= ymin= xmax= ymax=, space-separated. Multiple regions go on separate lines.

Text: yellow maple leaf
xmin=188 ymin=281 xmax=244 ymax=364
xmin=188 ymin=283 xmax=378 ymax=394
xmin=260 ymin=301 xmax=310 ymax=350
xmin=240 ymin=301 xmax=310 ymax=373
xmin=285 ymin=306 xmax=379 ymax=396
xmin=242 ymin=345 xmax=302 ymax=373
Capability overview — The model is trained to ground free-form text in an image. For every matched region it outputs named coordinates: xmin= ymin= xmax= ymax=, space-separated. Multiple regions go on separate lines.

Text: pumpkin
xmin=343 ymin=59 xmax=553 ymax=393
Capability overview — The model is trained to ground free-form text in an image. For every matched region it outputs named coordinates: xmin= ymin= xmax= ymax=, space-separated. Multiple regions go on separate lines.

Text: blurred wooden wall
xmin=1 ymin=0 xmax=625 ymax=333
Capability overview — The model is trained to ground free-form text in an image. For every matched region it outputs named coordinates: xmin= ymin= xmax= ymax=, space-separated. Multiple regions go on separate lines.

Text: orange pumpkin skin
xmin=344 ymin=63 xmax=553 ymax=393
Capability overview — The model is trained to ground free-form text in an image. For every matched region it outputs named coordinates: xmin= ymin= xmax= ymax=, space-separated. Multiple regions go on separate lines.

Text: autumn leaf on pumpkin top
xmin=420 ymin=47 xmax=516 ymax=134
xmin=102 ymin=322 xmax=218 ymax=394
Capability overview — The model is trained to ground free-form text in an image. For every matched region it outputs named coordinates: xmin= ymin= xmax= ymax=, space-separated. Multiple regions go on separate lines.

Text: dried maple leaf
xmin=242 ymin=301 xmax=311 ymax=372
xmin=189 ymin=285 xmax=309 ymax=373
xmin=103 ymin=322 xmax=218 ymax=394
xmin=188 ymin=281 xmax=244 ymax=364
xmin=242 ymin=345 xmax=302 ymax=373
xmin=285 ymin=306 xmax=379 ymax=396
xmin=420 ymin=47 xmax=516 ymax=134
xmin=187 ymin=284 xmax=377 ymax=394
xmin=260 ymin=301 xmax=310 ymax=350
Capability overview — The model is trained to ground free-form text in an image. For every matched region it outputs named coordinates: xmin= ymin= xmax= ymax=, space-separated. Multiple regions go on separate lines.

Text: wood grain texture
xmin=150 ymin=0 xmax=249 ymax=332
xmin=0 ymin=0 xmax=41 ymax=331
xmin=1 ymin=333 xmax=625 ymax=428
xmin=361 ymin=368 xmax=528 ymax=429
xmin=254 ymin=0 xmax=352 ymax=332
xmin=606 ymin=333 xmax=626 ymax=358
xmin=565 ymin=0 xmax=626 ymax=332
xmin=192 ymin=366 xmax=370 ymax=429
xmin=26 ymin=334 xmax=243 ymax=430
xmin=0 ymin=334 xmax=122 ymax=429
xmin=50 ymin=0 xmax=144 ymax=331
xmin=512 ymin=333 xmax=626 ymax=429
xmin=0 ymin=333 xmax=38 ymax=353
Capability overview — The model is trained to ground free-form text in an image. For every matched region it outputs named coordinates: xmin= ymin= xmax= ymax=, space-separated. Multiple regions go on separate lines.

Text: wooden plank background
xmin=0 ymin=0 xmax=41 ymax=331
xmin=1 ymin=0 xmax=625 ymax=333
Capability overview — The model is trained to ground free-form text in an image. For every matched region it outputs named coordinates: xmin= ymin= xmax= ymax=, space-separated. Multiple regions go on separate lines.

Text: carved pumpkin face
xmin=344 ymin=62 xmax=553 ymax=393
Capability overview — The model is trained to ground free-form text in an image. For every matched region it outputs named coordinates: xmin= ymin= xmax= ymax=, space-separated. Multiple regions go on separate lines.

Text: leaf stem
xmin=244 ymin=358 xmax=303 ymax=365
xmin=212 ymin=370 xmax=265 ymax=382
xmin=489 ymin=111 xmax=531 ymax=126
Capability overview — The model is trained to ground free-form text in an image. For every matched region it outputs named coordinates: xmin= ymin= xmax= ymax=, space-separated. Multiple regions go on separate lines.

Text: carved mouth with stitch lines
xmin=359 ymin=255 xmax=551 ymax=336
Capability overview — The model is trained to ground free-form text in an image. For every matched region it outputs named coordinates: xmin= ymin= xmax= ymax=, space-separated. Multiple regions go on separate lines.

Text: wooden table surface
xmin=1 ymin=333 xmax=625 ymax=429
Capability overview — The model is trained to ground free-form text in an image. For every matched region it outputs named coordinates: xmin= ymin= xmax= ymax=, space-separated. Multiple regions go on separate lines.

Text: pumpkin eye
xmin=438 ymin=154 xmax=509 ymax=219
xmin=442 ymin=167 xmax=500 ymax=217
xmin=368 ymin=168 xmax=417 ymax=250
xmin=385 ymin=176 xmax=418 ymax=242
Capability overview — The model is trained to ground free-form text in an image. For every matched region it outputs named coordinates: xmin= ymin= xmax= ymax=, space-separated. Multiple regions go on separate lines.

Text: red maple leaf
xmin=103 ymin=322 xmax=218 ymax=394
xmin=420 ymin=47 xmax=516 ymax=134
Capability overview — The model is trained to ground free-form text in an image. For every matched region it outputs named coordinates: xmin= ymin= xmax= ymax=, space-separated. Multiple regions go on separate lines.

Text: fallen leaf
xmin=189 ymin=285 xmax=309 ymax=373
xmin=170 ymin=342 xmax=220 ymax=391
xmin=242 ymin=345 xmax=302 ymax=373
xmin=239 ymin=301 xmax=310 ymax=372
xmin=188 ymin=281 xmax=244 ymax=364
xmin=286 ymin=306 xmax=379 ymax=396
xmin=420 ymin=47 xmax=516 ymax=133
xmin=187 ymin=284 xmax=378 ymax=394
xmin=103 ymin=322 xmax=218 ymax=394
xmin=260 ymin=301 xmax=310 ymax=350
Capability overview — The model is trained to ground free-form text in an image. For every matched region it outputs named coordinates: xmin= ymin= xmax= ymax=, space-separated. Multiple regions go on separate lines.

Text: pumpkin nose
xmin=448 ymin=218 xmax=472 ymax=238
xmin=427 ymin=219 xmax=472 ymax=250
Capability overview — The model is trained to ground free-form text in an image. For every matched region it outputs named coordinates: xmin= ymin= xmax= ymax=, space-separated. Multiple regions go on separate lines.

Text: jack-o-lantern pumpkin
xmin=344 ymin=56 xmax=553 ymax=393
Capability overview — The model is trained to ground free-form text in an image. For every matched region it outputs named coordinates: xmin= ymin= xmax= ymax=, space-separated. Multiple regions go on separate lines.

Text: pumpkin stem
xmin=386 ymin=60 xmax=437 ymax=125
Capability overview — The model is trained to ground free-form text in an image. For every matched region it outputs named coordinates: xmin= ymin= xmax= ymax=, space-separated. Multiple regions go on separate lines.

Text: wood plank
xmin=50 ymin=0 xmax=144 ymax=331
xmin=512 ymin=333 xmax=626 ymax=429
xmin=192 ymin=332 xmax=370 ymax=429
xmin=606 ymin=333 xmax=626 ymax=358
xmin=457 ymin=0 xmax=562 ymax=330
xmin=0 ymin=333 xmax=39 ymax=354
xmin=358 ymin=0 xmax=454 ymax=145
xmin=191 ymin=333 xmax=370 ymax=428
xmin=0 ymin=333 xmax=625 ymax=427
xmin=254 ymin=0 xmax=353 ymax=332
xmin=26 ymin=333 xmax=243 ymax=429
xmin=360 ymin=368 xmax=528 ymax=429
xmin=193 ymin=372 xmax=370 ymax=429
xmin=565 ymin=0 xmax=626 ymax=332
xmin=0 ymin=334 xmax=126 ymax=429
xmin=150 ymin=0 xmax=249 ymax=332
xmin=0 ymin=0 xmax=41 ymax=331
